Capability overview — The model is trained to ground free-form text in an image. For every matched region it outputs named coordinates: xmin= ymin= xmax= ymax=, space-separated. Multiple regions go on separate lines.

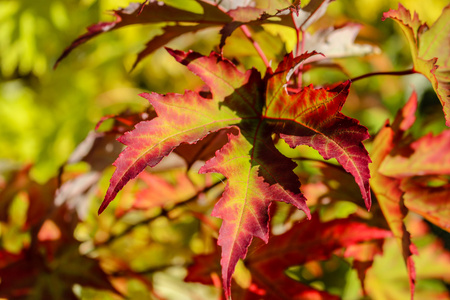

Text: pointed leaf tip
xmin=200 ymin=128 xmax=310 ymax=298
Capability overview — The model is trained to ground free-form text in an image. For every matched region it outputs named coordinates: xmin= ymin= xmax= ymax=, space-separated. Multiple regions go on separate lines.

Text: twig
xmin=291 ymin=12 xmax=305 ymax=87
xmin=350 ymin=69 xmax=416 ymax=82
xmin=240 ymin=25 xmax=270 ymax=68
xmin=291 ymin=156 xmax=345 ymax=171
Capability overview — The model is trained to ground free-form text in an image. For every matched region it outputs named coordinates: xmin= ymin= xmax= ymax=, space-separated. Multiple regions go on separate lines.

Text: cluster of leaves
xmin=1 ymin=0 xmax=449 ymax=299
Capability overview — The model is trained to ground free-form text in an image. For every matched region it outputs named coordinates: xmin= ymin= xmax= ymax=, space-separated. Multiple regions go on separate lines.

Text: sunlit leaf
xmin=100 ymin=48 xmax=372 ymax=297
xmin=383 ymin=4 xmax=450 ymax=126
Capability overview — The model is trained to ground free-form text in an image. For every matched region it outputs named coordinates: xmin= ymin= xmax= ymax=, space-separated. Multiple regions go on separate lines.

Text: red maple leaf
xmin=99 ymin=48 xmax=372 ymax=297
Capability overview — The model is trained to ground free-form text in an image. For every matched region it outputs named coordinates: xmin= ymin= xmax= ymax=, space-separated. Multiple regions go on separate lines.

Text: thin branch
xmin=240 ymin=25 xmax=270 ymax=68
xmin=110 ymin=263 xmax=183 ymax=277
xmin=297 ymin=28 xmax=306 ymax=88
xmin=292 ymin=14 xmax=301 ymax=57
xmin=291 ymin=12 xmax=305 ymax=87
xmin=291 ymin=156 xmax=345 ymax=172
xmin=350 ymin=68 xmax=416 ymax=82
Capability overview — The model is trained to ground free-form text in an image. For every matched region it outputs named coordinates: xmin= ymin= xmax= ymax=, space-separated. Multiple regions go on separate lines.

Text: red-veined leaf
xmin=101 ymin=49 xmax=372 ymax=297
xmin=265 ymin=54 xmax=371 ymax=210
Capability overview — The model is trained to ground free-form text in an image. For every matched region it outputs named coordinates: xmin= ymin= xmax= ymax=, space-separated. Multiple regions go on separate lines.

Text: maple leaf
xmin=370 ymin=137 xmax=415 ymax=293
xmin=99 ymin=48 xmax=372 ymax=297
xmin=55 ymin=0 xmax=302 ymax=69
xmin=186 ymin=215 xmax=391 ymax=299
xmin=373 ymin=88 xmax=450 ymax=232
xmin=383 ymin=4 xmax=450 ymax=126
xmin=369 ymin=92 xmax=419 ymax=299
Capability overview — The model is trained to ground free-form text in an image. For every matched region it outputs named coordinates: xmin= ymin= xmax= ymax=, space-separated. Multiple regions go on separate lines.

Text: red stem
xmin=291 ymin=12 xmax=305 ymax=87
xmin=297 ymin=29 xmax=306 ymax=88
xmin=240 ymin=25 xmax=270 ymax=68
xmin=292 ymin=13 xmax=301 ymax=57
xmin=350 ymin=69 xmax=416 ymax=82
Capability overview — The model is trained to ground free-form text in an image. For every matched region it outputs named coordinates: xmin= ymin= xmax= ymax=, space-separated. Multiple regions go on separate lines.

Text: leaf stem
xmin=350 ymin=69 xmax=416 ymax=82
xmin=240 ymin=25 xmax=270 ymax=68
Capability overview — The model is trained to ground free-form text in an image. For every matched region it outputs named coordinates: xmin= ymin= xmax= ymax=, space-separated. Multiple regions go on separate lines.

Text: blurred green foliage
xmin=0 ymin=0 xmax=211 ymax=182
